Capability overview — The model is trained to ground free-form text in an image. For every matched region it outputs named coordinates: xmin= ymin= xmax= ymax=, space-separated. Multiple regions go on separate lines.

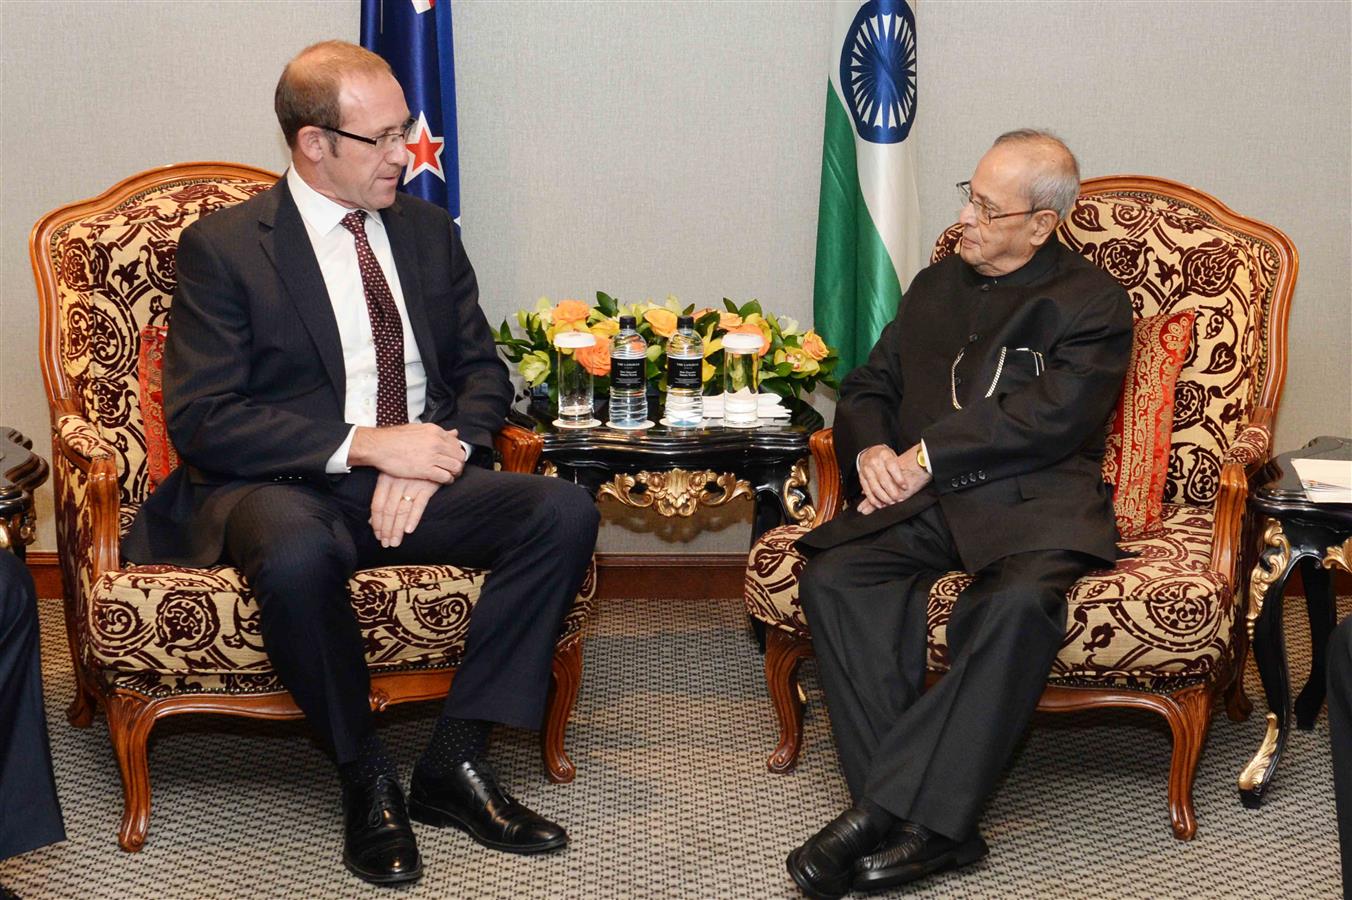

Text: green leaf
xmin=596 ymin=291 xmax=619 ymax=317
xmin=723 ymin=297 xmax=739 ymax=313
xmin=738 ymin=299 xmax=763 ymax=318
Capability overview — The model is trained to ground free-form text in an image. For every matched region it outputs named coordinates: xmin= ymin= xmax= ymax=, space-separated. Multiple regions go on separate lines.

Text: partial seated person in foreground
xmin=0 ymin=551 xmax=66 ymax=874
xmin=1330 ymin=614 xmax=1352 ymax=898
xmin=121 ymin=41 xmax=599 ymax=887
xmin=786 ymin=130 xmax=1132 ymax=897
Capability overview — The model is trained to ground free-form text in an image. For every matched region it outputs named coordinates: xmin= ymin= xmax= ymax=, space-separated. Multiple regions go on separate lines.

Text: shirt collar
xmin=962 ymin=234 xmax=1062 ymax=288
xmin=286 ymin=167 xmax=385 ymax=236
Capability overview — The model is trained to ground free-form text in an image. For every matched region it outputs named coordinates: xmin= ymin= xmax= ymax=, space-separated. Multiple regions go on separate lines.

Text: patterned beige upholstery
xmin=32 ymin=163 xmax=596 ymax=852
xmin=743 ymin=176 xmax=1297 ymax=841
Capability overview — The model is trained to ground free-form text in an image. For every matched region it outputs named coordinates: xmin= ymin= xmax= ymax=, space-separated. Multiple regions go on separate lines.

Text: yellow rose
xmin=553 ymin=299 xmax=590 ymax=328
xmin=802 ymin=329 xmax=829 ymax=361
xmin=644 ymin=308 xmax=678 ymax=339
xmin=719 ymin=312 xmax=743 ymax=329
xmin=590 ymin=318 xmax=620 ymax=339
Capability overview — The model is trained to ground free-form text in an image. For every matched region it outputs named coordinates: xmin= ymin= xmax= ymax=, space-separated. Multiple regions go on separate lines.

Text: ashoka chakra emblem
xmin=840 ymin=0 xmax=917 ymax=144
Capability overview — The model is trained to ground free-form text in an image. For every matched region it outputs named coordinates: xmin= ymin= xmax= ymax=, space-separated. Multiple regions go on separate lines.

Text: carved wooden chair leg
xmin=764 ymin=627 xmax=812 ymax=773
xmin=1160 ymin=684 xmax=1214 ymax=841
xmin=105 ymin=692 xmax=158 ymax=851
xmin=59 ymin=599 xmax=96 ymax=727
xmin=541 ymin=638 xmax=583 ymax=784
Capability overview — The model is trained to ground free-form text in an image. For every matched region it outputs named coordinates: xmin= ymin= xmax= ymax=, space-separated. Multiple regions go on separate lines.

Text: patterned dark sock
xmin=338 ymin=731 xmax=397 ymax=789
xmin=417 ymin=716 xmax=492 ymax=779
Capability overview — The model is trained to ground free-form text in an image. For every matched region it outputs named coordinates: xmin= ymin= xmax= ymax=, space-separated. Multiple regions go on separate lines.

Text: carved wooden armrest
xmin=1222 ymin=416 xmax=1273 ymax=475
xmin=493 ymin=421 xmax=544 ymax=475
xmin=1207 ymin=412 xmax=1275 ymax=587
xmin=809 ymin=427 xmax=842 ymax=528
xmin=54 ymin=414 xmax=123 ymax=586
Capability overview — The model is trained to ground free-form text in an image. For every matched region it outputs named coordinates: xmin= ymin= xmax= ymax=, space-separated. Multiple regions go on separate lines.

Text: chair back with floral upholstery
xmin=32 ymin=163 xmax=278 ymax=509
xmin=933 ymin=175 xmax=1297 ymax=510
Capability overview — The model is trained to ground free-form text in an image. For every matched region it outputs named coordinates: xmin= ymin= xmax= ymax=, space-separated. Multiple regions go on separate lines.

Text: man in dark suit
xmin=1330 ymin=614 xmax=1352 ymax=898
xmin=786 ymin=131 xmax=1133 ymax=897
xmin=0 ymin=551 xmax=66 ymax=868
xmin=123 ymin=41 xmax=599 ymax=887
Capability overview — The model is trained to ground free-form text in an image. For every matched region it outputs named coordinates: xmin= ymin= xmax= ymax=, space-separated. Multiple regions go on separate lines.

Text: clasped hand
xmin=348 ymin=423 xmax=467 ymax=546
xmin=856 ymin=443 xmax=931 ymax=515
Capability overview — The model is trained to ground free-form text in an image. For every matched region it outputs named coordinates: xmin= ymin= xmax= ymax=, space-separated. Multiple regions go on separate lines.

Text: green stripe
xmin=812 ymin=81 xmax=903 ymax=375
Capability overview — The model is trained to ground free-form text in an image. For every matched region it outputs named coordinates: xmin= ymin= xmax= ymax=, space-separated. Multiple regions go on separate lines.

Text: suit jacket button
xmin=950 ymin=478 xmax=960 ymax=488
xmin=979 ymin=284 xmax=991 ymax=292
xmin=977 ymin=470 xmax=987 ymax=480
xmin=968 ymin=333 xmax=979 ymax=343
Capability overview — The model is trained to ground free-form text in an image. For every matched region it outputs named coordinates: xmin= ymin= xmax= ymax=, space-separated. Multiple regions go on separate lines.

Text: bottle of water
xmin=665 ymin=314 xmax=703 ymax=427
xmin=608 ymin=315 xmax=648 ymax=428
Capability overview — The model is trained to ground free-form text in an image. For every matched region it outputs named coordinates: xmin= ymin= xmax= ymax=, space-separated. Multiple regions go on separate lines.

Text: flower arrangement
xmin=493 ymin=292 xmax=840 ymax=400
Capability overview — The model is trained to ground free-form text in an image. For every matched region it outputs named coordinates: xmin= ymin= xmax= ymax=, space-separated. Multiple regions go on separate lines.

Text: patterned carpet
xmin=1 ymin=593 xmax=1344 ymax=899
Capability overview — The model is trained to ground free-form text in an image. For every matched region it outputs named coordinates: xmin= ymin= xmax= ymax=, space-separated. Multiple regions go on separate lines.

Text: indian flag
xmin=813 ymin=0 xmax=922 ymax=374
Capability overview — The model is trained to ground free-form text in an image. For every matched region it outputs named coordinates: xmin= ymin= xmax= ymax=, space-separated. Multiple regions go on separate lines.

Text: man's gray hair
xmin=993 ymin=129 xmax=1081 ymax=220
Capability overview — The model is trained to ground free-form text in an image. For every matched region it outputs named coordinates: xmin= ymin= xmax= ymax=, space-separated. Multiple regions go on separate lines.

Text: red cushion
xmin=137 ymin=324 xmax=180 ymax=490
xmin=1102 ymin=310 xmax=1196 ymax=539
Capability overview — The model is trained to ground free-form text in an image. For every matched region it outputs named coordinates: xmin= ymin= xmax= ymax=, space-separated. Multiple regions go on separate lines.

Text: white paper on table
xmin=1290 ymin=457 xmax=1352 ymax=504
xmin=700 ymin=393 xmax=790 ymax=419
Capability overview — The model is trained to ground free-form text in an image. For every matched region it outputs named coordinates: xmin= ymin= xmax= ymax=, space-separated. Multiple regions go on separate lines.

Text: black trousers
xmin=222 ymin=464 xmax=599 ymax=764
xmin=799 ymin=503 xmax=1093 ymax=840
xmin=0 ymin=551 xmax=65 ymax=860
xmin=1329 ymin=614 xmax=1352 ymax=898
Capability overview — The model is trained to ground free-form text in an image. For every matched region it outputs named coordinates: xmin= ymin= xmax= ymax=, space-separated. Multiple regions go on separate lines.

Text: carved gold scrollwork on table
xmin=538 ymin=460 xmax=558 ymax=478
xmin=597 ymin=469 xmax=753 ymax=518
xmin=1324 ymin=536 xmax=1352 ymax=575
xmin=783 ymin=458 xmax=816 ymax=525
xmin=1247 ymin=519 xmax=1291 ymax=643
xmin=1238 ymin=711 xmax=1280 ymax=791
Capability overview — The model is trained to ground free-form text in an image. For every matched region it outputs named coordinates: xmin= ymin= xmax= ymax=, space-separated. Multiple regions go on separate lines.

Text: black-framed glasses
xmin=321 ymin=121 xmax=415 ymax=152
xmin=956 ymin=181 xmax=1041 ymax=225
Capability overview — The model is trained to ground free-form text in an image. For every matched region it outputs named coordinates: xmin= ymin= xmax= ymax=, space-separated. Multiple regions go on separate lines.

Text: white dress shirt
xmin=286 ymin=168 xmax=430 ymax=473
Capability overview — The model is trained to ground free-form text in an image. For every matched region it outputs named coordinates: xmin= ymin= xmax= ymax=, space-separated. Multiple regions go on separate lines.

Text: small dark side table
xmin=0 ymin=428 xmax=49 ymax=561
xmin=1239 ymin=435 xmax=1352 ymax=807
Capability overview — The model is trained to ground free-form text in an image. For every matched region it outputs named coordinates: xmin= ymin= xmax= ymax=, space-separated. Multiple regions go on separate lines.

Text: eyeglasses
xmin=321 ymin=121 xmax=415 ymax=152
xmin=956 ymin=181 xmax=1041 ymax=225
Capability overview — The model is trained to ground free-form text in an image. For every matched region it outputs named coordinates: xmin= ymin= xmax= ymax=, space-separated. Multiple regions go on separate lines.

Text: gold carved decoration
xmin=1324 ymin=536 xmax=1352 ymax=575
xmin=1246 ymin=519 xmax=1290 ymax=643
xmin=783 ymin=458 xmax=816 ymax=525
xmin=0 ymin=511 xmax=36 ymax=551
xmin=1238 ymin=712 xmax=1280 ymax=792
xmin=597 ymin=469 xmax=753 ymax=518
xmin=538 ymin=460 xmax=558 ymax=478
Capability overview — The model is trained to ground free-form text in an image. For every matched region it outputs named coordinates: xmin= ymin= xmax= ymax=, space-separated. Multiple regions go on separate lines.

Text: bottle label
xmin=668 ymin=356 xmax=702 ymax=389
xmin=611 ymin=356 xmax=644 ymax=389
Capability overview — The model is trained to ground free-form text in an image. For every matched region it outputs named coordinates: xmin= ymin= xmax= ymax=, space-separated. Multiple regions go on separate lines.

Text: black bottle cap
xmin=677 ymin=315 xmax=694 ymax=328
xmin=618 ymin=315 xmax=637 ymax=328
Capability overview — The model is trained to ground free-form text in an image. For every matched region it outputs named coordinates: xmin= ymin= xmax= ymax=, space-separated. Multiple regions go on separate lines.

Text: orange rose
xmin=801 ymin=329 xmax=829 ymax=361
xmin=643 ymin=308 xmax=678 ymax=338
xmin=719 ymin=312 xmax=744 ymax=329
xmin=552 ymin=299 xmax=590 ymax=327
xmin=724 ymin=321 xmax=771 ymax=357
xmin=574 ymin=341 xmax=612 ymax=376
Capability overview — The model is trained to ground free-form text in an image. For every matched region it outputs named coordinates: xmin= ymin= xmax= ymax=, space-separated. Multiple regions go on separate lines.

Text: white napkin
xmin=700 ymin=393 xmax=790 ymax=419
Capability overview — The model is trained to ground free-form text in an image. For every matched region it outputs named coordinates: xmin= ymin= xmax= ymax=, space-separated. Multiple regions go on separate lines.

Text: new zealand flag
xmin=361 ymin=0 xmax=461 ymax=228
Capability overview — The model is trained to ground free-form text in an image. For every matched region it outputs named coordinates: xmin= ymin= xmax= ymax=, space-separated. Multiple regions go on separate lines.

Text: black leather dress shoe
xmin=341 ymin=773 xmax=423 ymax=885
xmin=786 ymin=807 xmax=886 ymax=899
xmin=408 ymin=759 xmax=567 ymax=854
xmin=851 ymin=822 xmax=988 ymax=892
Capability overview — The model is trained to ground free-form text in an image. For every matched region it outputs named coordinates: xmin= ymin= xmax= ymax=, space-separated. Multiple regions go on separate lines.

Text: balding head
xmin=991 ymin=129 xmax=1081 ymax=221
xmin=275 ymin=40 xmax=394 ymax=148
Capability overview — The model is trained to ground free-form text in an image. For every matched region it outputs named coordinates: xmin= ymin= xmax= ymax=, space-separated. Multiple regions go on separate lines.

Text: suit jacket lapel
xmin=382 ymin=199 xmax=445 ymax=393
xmin=258 ymin=182 xmax=347 ymax=402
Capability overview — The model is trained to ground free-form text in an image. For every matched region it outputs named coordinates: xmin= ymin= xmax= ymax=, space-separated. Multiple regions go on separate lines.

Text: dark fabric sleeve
xmin=832 ymin=314 xmax=907 ymax=499
xmin=422 ymin=223 xmax=511 ymax=450
xmin=164 ymin=223 xmax=351 ymax=479
xmin=922 ymin=282 xmax=1132 ymax=490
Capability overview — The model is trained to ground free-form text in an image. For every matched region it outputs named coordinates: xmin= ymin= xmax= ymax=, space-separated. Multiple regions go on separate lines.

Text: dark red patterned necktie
xmin=340 ymin=210 xmax=408 ymax=426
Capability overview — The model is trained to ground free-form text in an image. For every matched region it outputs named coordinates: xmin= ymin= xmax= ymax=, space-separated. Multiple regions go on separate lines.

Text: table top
xmin=0 ymin=427 xmax=49 ymax=507
xmin=1251 ymin=435 xmax=1352 ymax=527
xmin=508 ymin=395 xmax=825 ymax=467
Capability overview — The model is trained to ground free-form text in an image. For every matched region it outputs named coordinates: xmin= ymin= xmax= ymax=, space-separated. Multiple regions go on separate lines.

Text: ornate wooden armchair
xmin=744 ymin=175 xmax=1297 ymax=840
xmin=29 ymin=162 xmax=596 ymax=851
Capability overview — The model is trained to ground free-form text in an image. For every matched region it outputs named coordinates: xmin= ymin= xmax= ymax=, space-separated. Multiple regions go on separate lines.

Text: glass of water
xmin=553 ymin=331 xmax=597 ymax=428
xmin=721 ymin=331 xmax=762 ymax=428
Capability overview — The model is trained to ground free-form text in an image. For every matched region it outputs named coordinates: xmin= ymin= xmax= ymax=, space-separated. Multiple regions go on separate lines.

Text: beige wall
xmin=2 ymin=0 xmax=1348 ymax=554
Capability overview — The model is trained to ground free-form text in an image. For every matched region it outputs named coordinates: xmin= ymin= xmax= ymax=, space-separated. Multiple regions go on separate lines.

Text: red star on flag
xmin=403 ymin=111 xmax=446 ymax=185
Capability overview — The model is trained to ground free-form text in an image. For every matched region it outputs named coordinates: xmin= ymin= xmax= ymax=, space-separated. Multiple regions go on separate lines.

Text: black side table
xmin=0 ymin=427 xmax=50 ymax=560
xmin=1239 ymin=435 xmax=1352 ymax=807
xmin=509 ymin=396 xmax=825 ymax=544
